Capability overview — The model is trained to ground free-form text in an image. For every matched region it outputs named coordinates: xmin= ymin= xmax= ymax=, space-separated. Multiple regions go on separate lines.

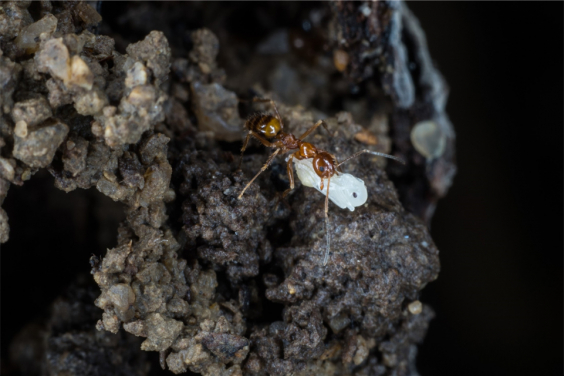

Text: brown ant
xmin=237 ymin=98 xmax=404 ymax=265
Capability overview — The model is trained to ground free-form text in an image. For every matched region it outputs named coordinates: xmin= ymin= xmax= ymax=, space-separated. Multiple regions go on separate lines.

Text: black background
xmin=409 ymin=2 xmax=562 ymax=375
xmin=1 ymin=2 xmax=562 ymax=375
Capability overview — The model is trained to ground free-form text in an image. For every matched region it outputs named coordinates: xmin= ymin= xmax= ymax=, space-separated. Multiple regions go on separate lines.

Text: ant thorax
xmin=292 ymin=157 xmax=368 ymax=211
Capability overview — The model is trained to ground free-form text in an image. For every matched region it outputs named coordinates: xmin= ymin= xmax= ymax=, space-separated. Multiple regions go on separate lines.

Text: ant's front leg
xmin=281 ymin=154 xmax=296 ymax=198
xmin=238 ymin=132 xmax=253 ymax=170
xmin=238 ymin=131 xmax=274 ymax=170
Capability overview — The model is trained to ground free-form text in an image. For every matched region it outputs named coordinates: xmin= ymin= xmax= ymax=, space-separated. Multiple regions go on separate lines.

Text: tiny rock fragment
xmin=35 ymin=38 xmax=70 ymax=83
xmin=189 ymin=28 xmax=219 ymax=66
xmin=74 ymin=88 xmax=107 ymax=116
xmin=14 ymin=14 xmax=58 ymax=54
xmin=125 ymin=61 xmax=149 ymax=88
xmin=353 ymin=336 xmax=369 ymax=366
xmin=11 ymin=96 xmax=52 ymax=127
xmin=75 ymin=2 xmax=102 ymax=26
xmin=14 ymin=121 xmax=28 ymax=138
xmin=100 ymin=243 xmax=133 ymax=273
xmin=119 ymin=152 xmax=145 ymax=189
xmin=328 ymin=314 xmax=351 ymax=334
xmin=45 ymin=78 xmax=73 ymax=108
xmin=333 ymin=49 xmax=349 ymax=72
xmin=354 ymin=128 xmax=378 ymax=145
xmin=0 ymin=55 xmax=22 ymax=112
xmin=411 ymin=120 xmax=447 ymax=159
xmin=201 ymin=333 xmax=249 ymax=363
xmin=12 ymin=119 xmax=69 ymax=168
xmin=62 ymin=137 xmax=88 ymax=176
xmin=0 ymin=158 xmax=15 ymax=182
xmin=99 ymin=312 xmax=120 ymax=334
xmin=69 ymin=55 xmax=94 ymax=90
xmin=0 ymin=207 xmax=9 ymax=243
xmin=124 ymin=320 xmax=147 ymax=337
xmin=141 ymin=313 xmax=183 ymax=352
xmin=107 ymin=283 xmax=136 ymax=318
xmin=191 ymin=82 xmax=243 ymax=142
xmin=126 ymin=31 xmax=171 ymax=86
xmin=408 ymin=300 xmax=423 ymax=315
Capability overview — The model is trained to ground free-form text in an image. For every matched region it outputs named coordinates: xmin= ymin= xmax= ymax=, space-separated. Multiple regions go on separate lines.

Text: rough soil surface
xmin=2 ymin=1 xmax=454 ymax=375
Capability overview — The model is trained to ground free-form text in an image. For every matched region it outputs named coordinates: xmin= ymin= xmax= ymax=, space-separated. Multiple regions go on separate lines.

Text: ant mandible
xmin=237 ymin=98 xmax=404 ymax=265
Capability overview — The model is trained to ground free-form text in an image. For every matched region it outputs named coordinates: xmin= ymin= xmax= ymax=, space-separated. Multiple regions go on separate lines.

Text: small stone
xmin=200 ymin=333 xmax=249 ymax=363
xmin=91 ymin=120 xmax=103 ymax=137
xmin=14 ymin=121 xmax=27 ymax=138
xmin=74 ymin=88 xmax=107 ymax=116
xmin=333 ymin=49 xmax=349 ymax=72
xmin=11 ymin=96 xmax=52 ymax=127
xmin=12 ymin=119 xmax=69 ymax=168
xmin=141 ymin=313 xmax=183 ymax=352
xmin=75 ymin=2 xmax=102 ymax=26
xmin=35 ymin=38 xmax=70 ymax=83
xmin=191 ymin=82 xmax=243 ymax=142
xmin=354 ymin=128 xmax=378 ymax=145
xmin=14 ymin=14 xmax=58 ymax=54
xmin=69 ymin=55 xmax=94 ymax=90
xmin=408 ymin=300 xmax=423 ymax=315
xmin=353 ymin=336 xmax=369 ymax=365
xmin=125 ymin=61 xmax=149 ymax=88
xmin=411 ymin=120 xmax=446 ymax=160
xmin=0 ymin=158 xmax=15 ymax=182
xmin=0 ymin=207 xmax=9 ymax=243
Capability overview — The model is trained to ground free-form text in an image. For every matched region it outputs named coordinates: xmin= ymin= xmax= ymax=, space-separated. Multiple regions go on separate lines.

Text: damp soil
xmin=1 ymin=2 xmax=455 ymax=375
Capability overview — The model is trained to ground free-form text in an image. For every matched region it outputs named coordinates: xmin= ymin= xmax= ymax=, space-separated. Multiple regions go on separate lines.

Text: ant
xmin=237 ymin=98 xmax=404 ymax=265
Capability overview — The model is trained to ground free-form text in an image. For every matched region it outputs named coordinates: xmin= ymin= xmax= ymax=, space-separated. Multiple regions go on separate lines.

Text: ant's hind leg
xmin=281 ymin=154 xmax=295 ymax=198
xmin=299 ymin=119 xmax=333 ymax=141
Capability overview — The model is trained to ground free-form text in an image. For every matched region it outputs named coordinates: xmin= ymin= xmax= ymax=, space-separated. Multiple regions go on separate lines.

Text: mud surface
xmin=2 ymin=1 xmax=454 ymax=375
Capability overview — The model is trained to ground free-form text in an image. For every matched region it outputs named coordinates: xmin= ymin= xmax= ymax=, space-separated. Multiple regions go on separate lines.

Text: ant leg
xmin=238 ymin=132 xmax=253 ymax=170
xmin=336 ymin=149 xmax=405 ymax=168
xmin=238 ymin=148 xmax=281 ymax=199
xmin=281 ymin=154 xmax=295 ymax=198
xmin=238 ymin=131 xmax=275 ymax=170
xmin=250 ymin=131 xmax=277 ymax=148
xmin=252 ymin=98 xmax=284 ymax=129
xmin=323 ymin=175 xmax=331 ymax=266
xmin=298 ymin=119 xmax=333 ymax=141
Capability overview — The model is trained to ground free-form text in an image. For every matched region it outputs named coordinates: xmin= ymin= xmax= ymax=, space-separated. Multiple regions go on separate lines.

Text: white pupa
xmin=292 ymin=157 xmax=367 ymax=211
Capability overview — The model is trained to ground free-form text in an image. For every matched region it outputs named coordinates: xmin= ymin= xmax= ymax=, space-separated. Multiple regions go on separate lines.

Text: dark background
xmin=408 ymin=2 xmax=562 ymax=375
xmin=2 ymin=2 xmax=562 ymax=376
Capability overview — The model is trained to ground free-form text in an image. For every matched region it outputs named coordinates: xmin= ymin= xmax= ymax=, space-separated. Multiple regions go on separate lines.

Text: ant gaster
xmin=237 ymin=98 xmax=404 ymax=265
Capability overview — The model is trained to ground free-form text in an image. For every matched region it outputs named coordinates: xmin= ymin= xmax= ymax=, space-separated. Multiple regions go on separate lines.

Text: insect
xmin=237 ymin=98 xmax=404 ymax=265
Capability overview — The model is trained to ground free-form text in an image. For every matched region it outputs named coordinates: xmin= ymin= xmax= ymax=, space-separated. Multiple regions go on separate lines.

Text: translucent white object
xmin=293 ymin=158 xmax=367 ymax=211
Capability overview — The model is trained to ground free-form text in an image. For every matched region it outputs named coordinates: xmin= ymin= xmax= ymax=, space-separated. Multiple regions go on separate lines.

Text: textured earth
xmin=1 ymin=1 xmax=455 ymax=375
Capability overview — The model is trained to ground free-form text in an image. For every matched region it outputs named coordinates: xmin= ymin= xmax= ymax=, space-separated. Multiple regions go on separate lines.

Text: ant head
xmin=258 ymin=116 xmax=282 ymax=137
xmin=313 ymin=152 xmax=336 ymax=178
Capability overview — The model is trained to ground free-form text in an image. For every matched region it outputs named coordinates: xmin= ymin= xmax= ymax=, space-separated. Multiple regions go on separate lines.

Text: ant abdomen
xmin=246 ymin=114 xmax=281 ymax=138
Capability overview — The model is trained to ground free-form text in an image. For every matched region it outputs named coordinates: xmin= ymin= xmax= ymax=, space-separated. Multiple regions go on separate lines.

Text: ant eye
xmin=319 ymin=166 xmax=325 ymax=172
xmin=353 ymin=192 xmax=357 ymax=198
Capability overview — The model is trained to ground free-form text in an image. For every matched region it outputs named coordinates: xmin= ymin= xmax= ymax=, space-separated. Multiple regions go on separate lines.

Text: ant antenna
xmin=323 ymin=175 xmax=331 ymax=266
xmin=337 ymin=150 xmax=405 ymax=168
